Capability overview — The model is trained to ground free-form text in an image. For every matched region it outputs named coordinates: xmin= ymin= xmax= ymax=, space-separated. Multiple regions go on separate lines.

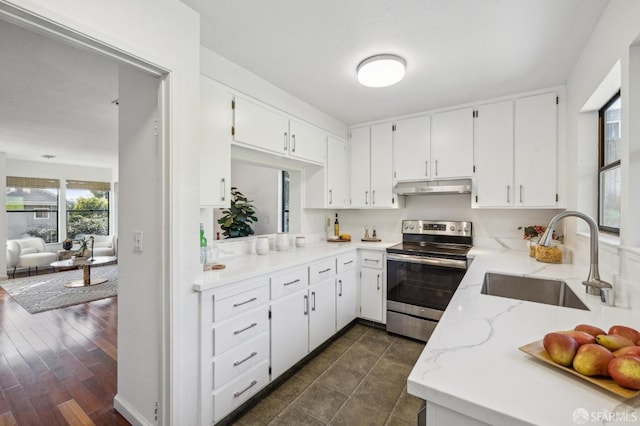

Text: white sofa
xmin=6 ymin=237 xmax=58 ymax=277
xmin=72 ymin=234 xmax=117 ymax=257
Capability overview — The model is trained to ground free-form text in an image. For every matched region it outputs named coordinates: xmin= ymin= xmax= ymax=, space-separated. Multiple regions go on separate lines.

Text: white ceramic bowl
xmin=327 ymin=235 xmax=339 ymax=241
xmin=256 ymin=248 xmax=269 ymax=255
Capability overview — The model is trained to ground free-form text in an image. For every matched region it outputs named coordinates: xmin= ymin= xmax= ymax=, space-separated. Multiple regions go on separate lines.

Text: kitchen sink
xmin=481 ymin=272 xmax=589 ymax=311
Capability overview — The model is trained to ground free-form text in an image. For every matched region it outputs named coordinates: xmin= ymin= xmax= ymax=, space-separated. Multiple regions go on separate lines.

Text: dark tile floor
xmin=235 ymin=324 xmax=425 ymax=426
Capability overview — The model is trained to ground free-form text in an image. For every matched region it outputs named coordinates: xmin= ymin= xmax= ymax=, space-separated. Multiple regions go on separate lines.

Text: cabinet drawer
xmin=271 ymin=267 xmax=308 ymax=299
xmin=214 ymin=285 xmax=269 ymax=323
xmin=360 ymin=251 xmax=384 ymax=269
xmin=309 ymin=258 xmax=336 ymax=284
xmin=213 ymin=332 xmax=269 ymax=388
xmin=213 ymin=306 xmax=269 ymax=356
xmin=213 ymin=359 xmax=269 ymax=423
xmin=336 ymin=252 xmax=357 ymax=274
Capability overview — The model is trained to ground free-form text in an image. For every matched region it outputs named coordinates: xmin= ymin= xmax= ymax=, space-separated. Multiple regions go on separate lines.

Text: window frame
xmin=597 ymin=90 xmax=621 ymax=235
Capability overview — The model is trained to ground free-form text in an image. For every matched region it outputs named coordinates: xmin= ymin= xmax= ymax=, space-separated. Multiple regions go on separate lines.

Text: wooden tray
xmin=361 ymin=238 xmax=381 ymax=242
xmin=327 ymin=238 xmax=350 ymax=243
xmin=519 ymin=340 xmax=640 ymax=399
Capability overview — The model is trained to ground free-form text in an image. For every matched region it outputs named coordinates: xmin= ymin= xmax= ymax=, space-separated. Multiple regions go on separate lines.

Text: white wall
xmin=1 ymin=1 xmax=202 ymax=425
xmin=565 ymin=0 xmax=640 ymax=296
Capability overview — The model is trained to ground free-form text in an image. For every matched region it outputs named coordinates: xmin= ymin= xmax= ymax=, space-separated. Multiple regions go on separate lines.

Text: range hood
xmin=393 ymin=179 xmax=472 ymax=195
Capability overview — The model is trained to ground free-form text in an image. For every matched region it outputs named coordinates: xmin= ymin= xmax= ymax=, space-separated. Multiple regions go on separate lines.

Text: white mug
xmin=276 ymin=233 xmax=288 ymax=251
xmin=256 ymin=236 xmax=269 ymax=255
xmin=295 ymin=236 xmax=305 ymax=248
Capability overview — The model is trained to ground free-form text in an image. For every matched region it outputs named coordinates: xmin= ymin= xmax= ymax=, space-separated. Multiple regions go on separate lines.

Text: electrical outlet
xmin=134 ymin=231 xmax=143 ymax=252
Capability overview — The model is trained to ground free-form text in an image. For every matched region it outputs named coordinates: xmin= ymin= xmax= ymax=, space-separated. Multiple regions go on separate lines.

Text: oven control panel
xmin=402 ymin=220 xmax=472 ymax=237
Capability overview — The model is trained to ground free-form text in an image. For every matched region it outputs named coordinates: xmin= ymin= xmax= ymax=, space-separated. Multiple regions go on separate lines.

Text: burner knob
xmin=450 ymin=226 xmax=455 ymax=231
xmin=410 ymin=224 xmax=415 ymax=230
xmin=463 ymin=226 xmax=470 ymax=233
xmin=403 ymin=224 xmax=408 ymax=230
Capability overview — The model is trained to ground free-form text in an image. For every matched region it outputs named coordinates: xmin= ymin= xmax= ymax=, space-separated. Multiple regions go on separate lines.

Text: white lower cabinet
xmin=309 ymin=278 xmax=337 ymax=351
xmin=270 ymin=288 xmax=310 ymax=379
xmin=359 ymin=250 xmax=386 ymax=323
xmin=336 ymin=252 xmax=357 ymax=331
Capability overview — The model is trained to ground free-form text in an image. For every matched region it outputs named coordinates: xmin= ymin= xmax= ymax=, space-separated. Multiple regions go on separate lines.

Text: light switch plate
xmin=134 ymin=230 xmax=143 ymax=252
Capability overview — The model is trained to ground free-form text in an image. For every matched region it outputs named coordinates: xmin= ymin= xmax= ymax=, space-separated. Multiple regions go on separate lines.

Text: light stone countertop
xmin=407 ymin=248 xmax=640 ymax=426
xmin=193 ymin=240 xmax=397 ymax=292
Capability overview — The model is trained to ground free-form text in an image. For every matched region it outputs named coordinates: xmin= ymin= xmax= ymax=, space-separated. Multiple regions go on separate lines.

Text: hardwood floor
xmin=0 ymin=282 xmax=129 ymax=425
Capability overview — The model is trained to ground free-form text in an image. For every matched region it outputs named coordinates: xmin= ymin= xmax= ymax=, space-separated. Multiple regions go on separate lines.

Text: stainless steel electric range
xmin=386 ymin=220 xmax=472 ymax=342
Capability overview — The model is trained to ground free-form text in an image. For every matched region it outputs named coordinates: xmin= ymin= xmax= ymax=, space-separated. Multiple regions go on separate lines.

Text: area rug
xmin=0 ymin=265 xmax=117 ymax=314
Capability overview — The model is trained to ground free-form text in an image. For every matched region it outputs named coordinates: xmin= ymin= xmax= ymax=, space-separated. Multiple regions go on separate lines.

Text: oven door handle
xmin=386 ymin=253 xmax=467 ymax=269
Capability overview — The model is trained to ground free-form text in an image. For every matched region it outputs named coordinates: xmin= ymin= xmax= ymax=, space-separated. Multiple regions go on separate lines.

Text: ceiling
xmin=0 ymin=1 xmax=609 ymax=167
xmin=182 ymin=0 xmax=608 ymax=125
xmin=0 ymin=19 xmax=118 ymax=168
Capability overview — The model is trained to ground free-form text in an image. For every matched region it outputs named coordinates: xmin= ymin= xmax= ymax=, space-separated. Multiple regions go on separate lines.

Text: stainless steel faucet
xmin=538 ymin=211 xmax=613 ymax=298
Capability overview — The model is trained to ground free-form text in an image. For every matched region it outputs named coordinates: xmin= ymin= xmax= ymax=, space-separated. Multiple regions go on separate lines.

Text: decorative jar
xmin=255 ymin=236 xmax=269 ymax=255
xmin=535 ymin=241 xmax=563 ymax=264
xmin=528 ymin=238 xmax=538 ymax=258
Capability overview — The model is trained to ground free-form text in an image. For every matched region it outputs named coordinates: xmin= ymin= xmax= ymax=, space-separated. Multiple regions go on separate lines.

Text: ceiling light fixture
xmin=357 ymin=54 xmax=406 ymax=88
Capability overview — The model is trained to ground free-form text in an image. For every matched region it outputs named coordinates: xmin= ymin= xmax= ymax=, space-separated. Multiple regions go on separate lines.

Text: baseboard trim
xmin=114 ymin=394 xmax=152 ymax=426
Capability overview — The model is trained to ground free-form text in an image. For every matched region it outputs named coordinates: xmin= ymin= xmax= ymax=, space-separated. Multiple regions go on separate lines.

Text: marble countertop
xmin=193 ymin=240 xmax=396 ymax=292
xmin=407 ymin=248 xmax=640 ymax=426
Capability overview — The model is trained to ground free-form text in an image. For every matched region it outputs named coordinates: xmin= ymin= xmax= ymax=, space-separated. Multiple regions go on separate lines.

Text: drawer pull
xmin=312 ymin=291 xmax=316 ymax=311
xmin=233 ymin=380 xmax=258 ymax=398
xmin=318 ymin=268 xmax=332 ymax=274
xmin=364 ymin=258 xmax=380 ymax=263
xmin=233 ymin=297 xmax=257 ymax=308
xmin=233 ymin=322 xmax=258 ymax=335
xmin=304 ymin=294 xmax=309 ymax=315
xmin=284 ymin=279 xmax=300 ymax=286
xmin=233 ymin=351 xmax=258 ymax=367
xmin=343 ymin=260 xmax=354 ymax=265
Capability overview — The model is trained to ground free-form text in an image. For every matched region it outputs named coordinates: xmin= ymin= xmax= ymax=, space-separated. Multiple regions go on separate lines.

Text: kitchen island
xmin=408 ymin=248 xmax=640 ymax=425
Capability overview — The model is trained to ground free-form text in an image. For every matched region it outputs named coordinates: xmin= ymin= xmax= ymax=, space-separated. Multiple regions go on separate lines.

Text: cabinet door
xmin=370 ymin=123 xmax=395 ymax=207
xmin=431 ymin=107 xmax=474 ymax=179
xmin=349 ymin=126 xmax=371 ymax=207
xmin=327 ymin=136 xmax=349 ymax=207
xmin=514 ymin=92 xmax=557 ymax=207
xmin=393 ymin=116 xmax=431 ymax=181
xmin=270 ymin=289 xmax=309 ymax=379
xmin=359 ymin=267 xmax=384 ymax=322
xmin=200 ymin=76 xmax=231 ymax=207
xmin=308 ymin=279 xmax=337 ymax=351
xmin=289 ymin=120 xmax=327 ymax=164
xmin=474 ymin=101 xmax=514 ymax=207
xmin=336 ymin=268 xmax=357 ymax=331
xmin=233 ymin=96 xmax=290 ymax=155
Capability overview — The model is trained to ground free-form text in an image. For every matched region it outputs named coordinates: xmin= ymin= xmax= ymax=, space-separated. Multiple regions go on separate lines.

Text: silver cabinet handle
xmin=221 ymin=178 xmax=226 ymax=202
xmin=233 ymin=351 xmax=258 ymax=367
xmin=365 ymin=190 xmax=368 ymax=205
xmin=435 ymin=160 xmax=438 ymax=177
xmin=425 ymin=161 xmax=429 ymax=176
xmin=372 ymin=190 xmax=376 ymax=205
xmin=303 ymin=294 xmax=308 ymax=315
xmin=284 ymin=132 xmax=288 ymax=151
xmin=233 ymin=297 xmax=257 ymax=308
xmin=318 ymin=268 xmax=331 ymax=274
xmin=329 ymin=189 xmax=333 ymax=205
xmin=311 ymin=291 xmax=316 ymax=311
xmin=338 ymin=279 xmax=343 ymax=297
xmin=364 ymin=258 xmax=380 ymax=263
xmin=291 ymin=134 xmax=296 ymax=152
xmin=519 ymin=185 xmax=523 ymax=203
xmin=506 ymin=185 xmax=510 ymax=203
xmin=233 ymin=380 xmax=257 ymax=398
xmin=344 ymin=260 xmax=354 ymax=265
xmin=284 ymin=279 xmax=300 ymax=286
xmin=233 ymin=322 xmax=258 ymax=335
xmin=376 ymin=274 xmax=381 ymax=290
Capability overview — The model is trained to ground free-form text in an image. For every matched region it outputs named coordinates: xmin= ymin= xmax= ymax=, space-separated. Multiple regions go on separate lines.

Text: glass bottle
xmin=334 ymin=213 xmax=339 ymax=237
xmin=199 ymin=223 xmax=207 ymax=264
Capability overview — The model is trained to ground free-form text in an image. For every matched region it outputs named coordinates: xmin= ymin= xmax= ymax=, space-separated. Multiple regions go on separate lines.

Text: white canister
xmin=255 ymin=236 xmax=269 ymax=255
xmin=276 ymin=232 xmax=289 ymax=251
xmin=295 ymin=236 xmax=305 ymax=248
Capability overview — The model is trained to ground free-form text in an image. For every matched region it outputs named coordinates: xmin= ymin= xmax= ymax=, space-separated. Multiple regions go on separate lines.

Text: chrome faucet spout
xmin=538 ymin=211 xmax=612 ymax=297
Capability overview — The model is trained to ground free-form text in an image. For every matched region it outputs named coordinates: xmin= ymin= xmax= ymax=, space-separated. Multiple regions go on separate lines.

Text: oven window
xmin=387 ymin=259 xmax=466 ymax=310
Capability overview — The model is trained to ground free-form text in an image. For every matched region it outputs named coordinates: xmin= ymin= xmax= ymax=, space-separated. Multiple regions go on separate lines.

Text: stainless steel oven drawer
xmin=386 ymin=311 xmax=437 ymax=342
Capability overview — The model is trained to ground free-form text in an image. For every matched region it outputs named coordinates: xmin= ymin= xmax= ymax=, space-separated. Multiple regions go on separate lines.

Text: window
xmin=6 ymin=177 xmax=59 ymax=243
xmin=280 ymin=171 xmax=290 ymax=233
xmin=66 ymin=180 xmax=111 ymax=239
xmin=598 ymin=91 xmax=621 ymax=234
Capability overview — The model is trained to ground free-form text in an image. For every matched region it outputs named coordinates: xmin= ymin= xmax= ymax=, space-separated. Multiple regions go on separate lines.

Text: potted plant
xmin=217 ymin=187 xmax=258 ymax=238
xmin=74 ymin=237 xmax=89 ymax=258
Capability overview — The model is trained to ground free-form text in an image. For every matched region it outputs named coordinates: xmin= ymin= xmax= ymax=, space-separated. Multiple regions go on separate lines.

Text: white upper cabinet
xmin=200 ymin=76 xmax=231 ymax=207
xmin=233 ymin=95 xmax=327 ymax=165
xmin=514 ymin=92 xmax=558 ymax=207
xmin=289 ymin=120 xmax=327 ymax=164
xmin=393 ymin=115 xmax=431 ymax=181
xmin=473 ymin=100 xmax=514 ymax=207
xmin=349 ymin=126 xmax=371 ymax=208
xmin=431 ymin=107 xmax=474 ymax=179
xmin=233 ymin=96 xmax=289 ymax=155
xmin=370 ymin=123 xmax=395 ymax=207
xmin=326 ymin=136 xmax=349 ymax=207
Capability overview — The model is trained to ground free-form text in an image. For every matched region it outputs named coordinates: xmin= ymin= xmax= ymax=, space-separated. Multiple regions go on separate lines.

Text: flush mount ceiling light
xmin=357 ymin=54 xmax=406 ymax=88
